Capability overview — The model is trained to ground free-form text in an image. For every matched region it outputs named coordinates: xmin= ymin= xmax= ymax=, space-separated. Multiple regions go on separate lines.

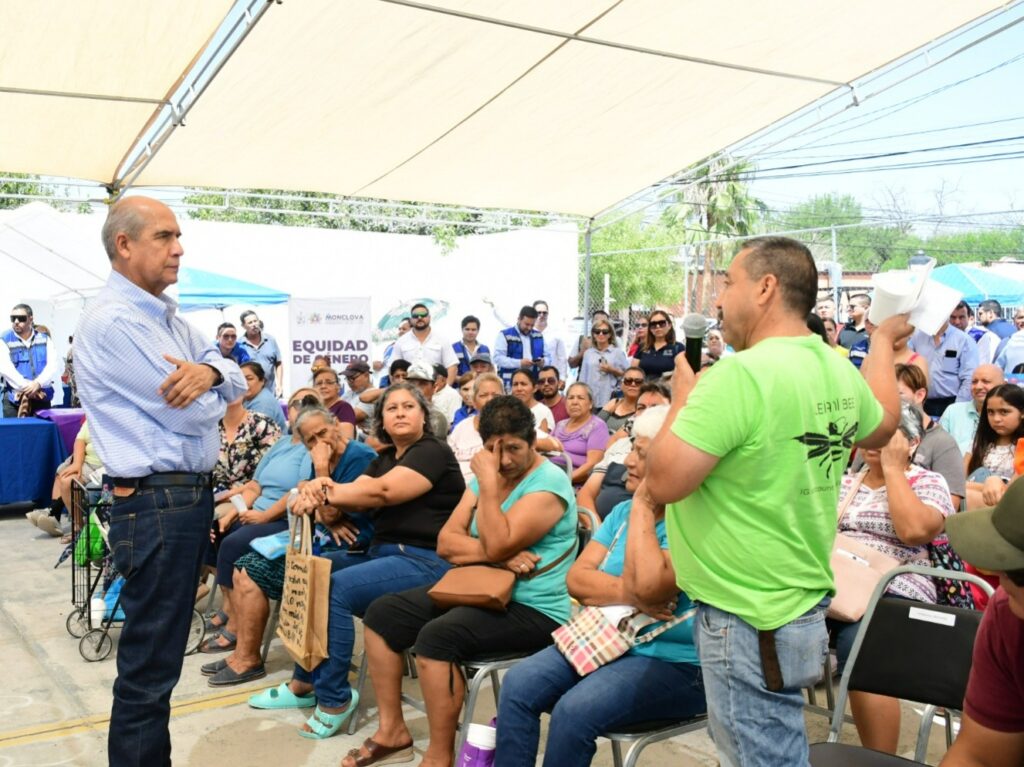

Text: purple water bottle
xmin=457 ymin=722 xmax=496 ymax=767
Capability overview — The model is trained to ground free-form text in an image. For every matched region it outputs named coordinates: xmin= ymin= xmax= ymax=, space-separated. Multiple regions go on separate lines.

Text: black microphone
xmin=681 ymin=313 xmax=707 ymax=373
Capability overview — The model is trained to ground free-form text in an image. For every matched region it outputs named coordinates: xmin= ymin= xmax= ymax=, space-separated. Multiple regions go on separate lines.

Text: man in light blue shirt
xmin=940 ymin=364 xmax=1004 ymax=454
xmin=239 ymin=310 xmax=283 ymax=398
xmin=908 ymin=322 xmax=979 ymax=418
xmin=75 ymin=197 xmax=245 ymax=766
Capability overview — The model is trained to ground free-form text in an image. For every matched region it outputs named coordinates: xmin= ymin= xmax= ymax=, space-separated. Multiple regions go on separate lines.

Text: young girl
xmin=965 ymin=383 xmax=1024 ymax=510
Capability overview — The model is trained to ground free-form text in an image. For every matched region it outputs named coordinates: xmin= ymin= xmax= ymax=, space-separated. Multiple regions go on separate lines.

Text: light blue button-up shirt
xmin=908 ymin=326 xmax=978 ymax=401
xmin=74 ymin=271 xmax=246 ymax=477
xmin=938 ymin=400 xmax=981 ymax=455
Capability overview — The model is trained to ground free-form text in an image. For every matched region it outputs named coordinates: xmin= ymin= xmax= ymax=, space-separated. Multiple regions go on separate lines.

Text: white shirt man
xmin=393 ymin=303 xmax=458 ymax=384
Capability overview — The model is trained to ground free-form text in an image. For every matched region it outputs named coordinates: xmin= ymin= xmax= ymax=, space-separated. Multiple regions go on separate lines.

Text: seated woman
xmin=28 ymin=417 xmax=104 ymax=539
xmin=827 ymin=401 xmax=952 ymax=753
xmin=203 ymin=404 xmax=377 ymax=684
xmin=495 ymin=405 xmax=705 ymax=767
xmin=202 ymin=388 xmax=320 ymax=646
xmin=311 ymin=366 xmax=357 ymax=440
xmin=510 ymin=369 xmax=554 ymax=433
xmin=353 ymin=395 xmax=578 ymax=767
xmin=576 ymin=382 xmax=671 ymax=520
xmin=258 ymin=383 xmax=465 ymax=738
xmin=547 ymin=382 xmax=610 ymax=486
xmin=212 ymin=394 xmax=281 ymax=505
xmin=447 ymin=372 xmax=504 ymax=482
xmin=241 ymin=361 xmax=287 ymax=431
xmin=596 ymin=366 xmax=644 ymax=433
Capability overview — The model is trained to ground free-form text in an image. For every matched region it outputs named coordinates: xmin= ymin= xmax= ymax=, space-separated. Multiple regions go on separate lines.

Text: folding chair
xmin=602 ymin=716 xmax=708 ymax=767
xmin=809 ymin=565 xmax=995 ymax=766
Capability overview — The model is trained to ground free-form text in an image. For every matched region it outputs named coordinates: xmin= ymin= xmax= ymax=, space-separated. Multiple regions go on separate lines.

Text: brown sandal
xmin=343 ymin=738 xmax=414 ymax=767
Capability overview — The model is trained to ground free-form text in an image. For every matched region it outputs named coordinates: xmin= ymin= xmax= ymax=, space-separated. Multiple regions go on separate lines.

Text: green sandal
xmin=297 ymin=691 xmax=360 ymax=739
xmin=249 ymin=682 xmax=317 ymax=710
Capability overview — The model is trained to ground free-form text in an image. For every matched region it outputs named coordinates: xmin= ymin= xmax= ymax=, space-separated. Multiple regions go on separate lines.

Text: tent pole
xmin=582 ymin=220 xmax=594 ymax=333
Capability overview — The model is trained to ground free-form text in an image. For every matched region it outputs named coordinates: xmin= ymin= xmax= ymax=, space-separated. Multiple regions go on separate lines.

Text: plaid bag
xmin=552 ymin=604 xmax=695 ymax=676
xmin=927 ymin=535 xmax=974 ymax=610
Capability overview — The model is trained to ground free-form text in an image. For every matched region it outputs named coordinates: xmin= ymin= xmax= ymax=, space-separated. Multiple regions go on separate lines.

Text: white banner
xmin=288 ymin=298 xmax=372 ymax=378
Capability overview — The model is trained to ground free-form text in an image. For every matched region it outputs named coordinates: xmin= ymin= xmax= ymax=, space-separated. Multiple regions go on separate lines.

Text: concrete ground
xmin=1 ymin=511 xmax=954 ymax=766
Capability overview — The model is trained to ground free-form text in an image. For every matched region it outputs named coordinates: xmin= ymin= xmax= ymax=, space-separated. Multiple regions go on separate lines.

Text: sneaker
xmin=25 ymin=509 xmax=46 ymax=527
xmin=36 ymin=515 xmax=63 ymax=537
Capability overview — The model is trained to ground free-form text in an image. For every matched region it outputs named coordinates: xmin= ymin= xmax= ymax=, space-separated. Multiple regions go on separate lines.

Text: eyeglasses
xmin=538 ymin=377 xmax=558 ymax=384
xmin=411 ymin=311 xmax=429 ymax=319
xmin=345 ymin=372 xmax=365 ymax=381
xmin=593 ymin=328 xmax=611 ymax=335
xmin=220 ymin=333 xmax=237 ymax=340
xmin=648 ymin=319 xmax=669 ymax=329
xmin=288 ymin=394 xmax=319 ymax=409
xmin=1005 ymin=568 xmax=1024 ymax=587
xmin=10 ymin=315 xmax=28 ymax=323
xmin=622 ymin=377 xmax=644 ymax=386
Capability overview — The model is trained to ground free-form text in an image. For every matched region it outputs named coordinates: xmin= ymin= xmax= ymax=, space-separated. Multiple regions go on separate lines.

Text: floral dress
xmin=212 ymin=411 xmax=281 ymax=492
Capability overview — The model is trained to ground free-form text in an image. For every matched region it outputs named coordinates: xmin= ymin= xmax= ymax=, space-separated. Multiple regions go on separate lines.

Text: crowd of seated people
xmin=35 ymin=291 xmax=1021 ymax=765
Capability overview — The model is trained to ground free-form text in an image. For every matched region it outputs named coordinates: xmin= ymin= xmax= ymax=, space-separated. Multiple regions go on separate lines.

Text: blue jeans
xmin=106 ymin=485 xmax=213 ymax=767
xmin=495 ymin=646 xmax=705 ymax=767
xmin=291 ymin=543 xmax=450 ymax=707
xmin=695 ymin=601 xmax=829 ymax=767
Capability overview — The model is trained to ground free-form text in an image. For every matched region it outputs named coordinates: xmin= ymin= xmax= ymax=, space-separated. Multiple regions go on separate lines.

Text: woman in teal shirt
xmin=495 ymin=405 xmax=706 ymax=767
xmin=355 ymin=395 xmax=577 ymax=767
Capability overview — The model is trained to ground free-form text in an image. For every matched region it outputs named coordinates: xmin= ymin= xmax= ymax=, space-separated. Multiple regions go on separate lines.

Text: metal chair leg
xmin=611 ymin=739 xmax=625 ymax=767
xmin=347 ymin=651 xmax=369 ymax=735
xmin=915 ymin=704 xmax=937 ymax=763
xmin=261 ymin=600 xmax=279 ymax=663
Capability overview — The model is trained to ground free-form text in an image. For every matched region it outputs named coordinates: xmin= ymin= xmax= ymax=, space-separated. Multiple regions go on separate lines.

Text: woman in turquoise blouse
xmin=495 ymin=404 xmax=706 ymax=767
xmin=353 ymin=395 xmax=578 ymax=767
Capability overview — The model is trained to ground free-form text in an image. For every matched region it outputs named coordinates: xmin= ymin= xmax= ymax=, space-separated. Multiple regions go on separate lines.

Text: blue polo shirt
xmin=239 ymin=333 xmax=282 ymax=393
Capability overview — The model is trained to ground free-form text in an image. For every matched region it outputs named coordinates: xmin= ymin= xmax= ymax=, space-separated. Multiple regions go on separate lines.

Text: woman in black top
xmin=631 ymin=310 xmax=683 ymax=381
xmin=264 ymin=383 xmax=465 ymax=739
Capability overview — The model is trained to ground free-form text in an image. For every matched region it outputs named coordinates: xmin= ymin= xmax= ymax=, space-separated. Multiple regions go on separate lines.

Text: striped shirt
xmin=74 ymin=271 xmax=246 ymax=477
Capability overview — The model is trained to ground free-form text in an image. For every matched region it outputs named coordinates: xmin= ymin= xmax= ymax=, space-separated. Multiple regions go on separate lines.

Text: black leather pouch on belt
xmin=758 ymin=629 xmax=784 ymax=692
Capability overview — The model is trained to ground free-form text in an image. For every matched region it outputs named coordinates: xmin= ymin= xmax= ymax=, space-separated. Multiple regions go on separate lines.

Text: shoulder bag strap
xmin=837 ymin=468 xmax=868 ymax=525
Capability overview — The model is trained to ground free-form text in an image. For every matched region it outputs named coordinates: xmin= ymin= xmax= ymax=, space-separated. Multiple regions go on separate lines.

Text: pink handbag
xmin=827 ymin=470 xmax=900 ymax=622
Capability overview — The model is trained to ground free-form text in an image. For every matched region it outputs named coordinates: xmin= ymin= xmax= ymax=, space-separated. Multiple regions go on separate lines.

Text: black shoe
xmin=201 ymin=658 xmax=228 ymax=676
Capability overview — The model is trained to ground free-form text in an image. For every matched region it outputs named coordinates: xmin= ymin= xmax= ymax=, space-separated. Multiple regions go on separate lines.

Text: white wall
xmin=2 ymin=204 xmax=579 ymax=395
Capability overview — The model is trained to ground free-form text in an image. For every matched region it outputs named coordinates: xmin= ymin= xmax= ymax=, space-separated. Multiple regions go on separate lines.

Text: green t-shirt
xmin=666 ymin=334 xmax=883 ymax=630
xmin=470 ymin=460 xmax=577 ymax=624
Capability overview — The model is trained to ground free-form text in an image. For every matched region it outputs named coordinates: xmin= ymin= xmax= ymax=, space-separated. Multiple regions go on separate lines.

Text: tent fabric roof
xmin=931 ymin=263 xmax=1024 ymax=307
xmin=0 ymin=1 xmax=235 ymax=185
xmin=176 ymin=267 xmax=290 ymax=312
xmin=1 ymin=1 xmax=1007 ymax=216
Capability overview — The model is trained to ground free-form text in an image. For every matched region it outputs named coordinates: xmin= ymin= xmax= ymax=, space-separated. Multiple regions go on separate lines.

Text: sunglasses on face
xmin=220 ymin=333 xmax=237 ymax=340
xmin=538 ymin=377 xmax=557 ymax=384
xmin=1006 ymin=568 xmax=1024 ymax=587
xmin=289 ymin=394 xmax=319 ymax=409
xmin=622 ymin=377 xmax=644 ymax=386
xmin=411 ymin=312 xmax=429 ymax=319
xmin=593 ymin=328 xmax=611 ymax=335
xmin=536 ymin=310 xmax=548 ymax=316
xmin=637 ymin=323 xmax=648 ymax=328
xmin=10 ymin=315 xmax=28 ymax=323
xmin=345 ymin=372 xmax=364 ymax=381
xmin=648 ymin=320 xmax=669 ymax=329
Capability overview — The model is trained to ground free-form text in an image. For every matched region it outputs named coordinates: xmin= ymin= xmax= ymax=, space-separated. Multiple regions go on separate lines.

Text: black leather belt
xmin=109 ymin=472 xmax=212 ymax=490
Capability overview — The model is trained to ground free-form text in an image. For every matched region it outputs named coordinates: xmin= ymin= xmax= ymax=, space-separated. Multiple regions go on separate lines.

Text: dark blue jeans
xmin=291 ymin=543 xmax=450 ymax=707
xmin=107 ymin=485 xmax=213 ymax=767
xmin=495 ymin=645 xmax=705 ymax=767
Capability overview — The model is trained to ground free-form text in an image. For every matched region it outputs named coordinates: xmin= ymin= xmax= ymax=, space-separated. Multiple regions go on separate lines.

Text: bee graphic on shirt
xmin=793 ymin=418 xmax=858 ymax=478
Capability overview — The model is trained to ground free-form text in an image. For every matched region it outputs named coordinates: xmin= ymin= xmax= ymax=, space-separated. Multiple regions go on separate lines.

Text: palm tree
xmin=661 ymin=155 xmax=766 ymax=313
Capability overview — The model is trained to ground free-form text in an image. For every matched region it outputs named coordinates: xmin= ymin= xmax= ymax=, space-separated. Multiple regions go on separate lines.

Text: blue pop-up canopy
xmin=930 ymin=264 xmax=1024 ymax=307
xmin=176 ymin=267 xmax=289 ymax=311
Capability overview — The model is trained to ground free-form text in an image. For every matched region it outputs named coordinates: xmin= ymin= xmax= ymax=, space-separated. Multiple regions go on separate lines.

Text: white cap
xmin=465 ymin=722 xmax=496 ymax=749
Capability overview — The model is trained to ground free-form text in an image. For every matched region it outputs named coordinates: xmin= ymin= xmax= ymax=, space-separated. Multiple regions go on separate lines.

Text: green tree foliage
xmin=181 ymin=188 xmax=548 ymax=253
xmin=0 ymin=173 xmax=48 ymax=210
xmin=583 ymin=214 xmax=683 ymax=309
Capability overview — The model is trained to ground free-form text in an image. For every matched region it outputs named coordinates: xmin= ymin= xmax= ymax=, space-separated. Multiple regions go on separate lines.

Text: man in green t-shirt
xmin=644 ymin=236 xmax=911 ymax=766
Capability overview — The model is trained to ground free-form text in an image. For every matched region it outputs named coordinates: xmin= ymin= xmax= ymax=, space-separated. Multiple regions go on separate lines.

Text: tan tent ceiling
xmin=0 ymin=1 xmax=1010 ymax=216
xmin=0 ymin=1 xmax=235 ymax=184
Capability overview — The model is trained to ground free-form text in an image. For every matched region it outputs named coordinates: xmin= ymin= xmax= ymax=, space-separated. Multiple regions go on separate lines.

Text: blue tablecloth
xmin=0 ymin=418 xmax=68 ymax=505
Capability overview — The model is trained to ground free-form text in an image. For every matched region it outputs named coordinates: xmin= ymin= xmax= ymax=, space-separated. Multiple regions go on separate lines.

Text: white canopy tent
xmin=0 ymin=1 xmax=1011 ymax=217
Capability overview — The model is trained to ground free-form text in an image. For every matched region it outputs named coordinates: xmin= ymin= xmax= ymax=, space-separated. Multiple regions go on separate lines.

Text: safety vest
xmin=2 ymin=328 xmax=54 ymax=403
xmin=499 ymin=327 xmax=545 ymax=390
